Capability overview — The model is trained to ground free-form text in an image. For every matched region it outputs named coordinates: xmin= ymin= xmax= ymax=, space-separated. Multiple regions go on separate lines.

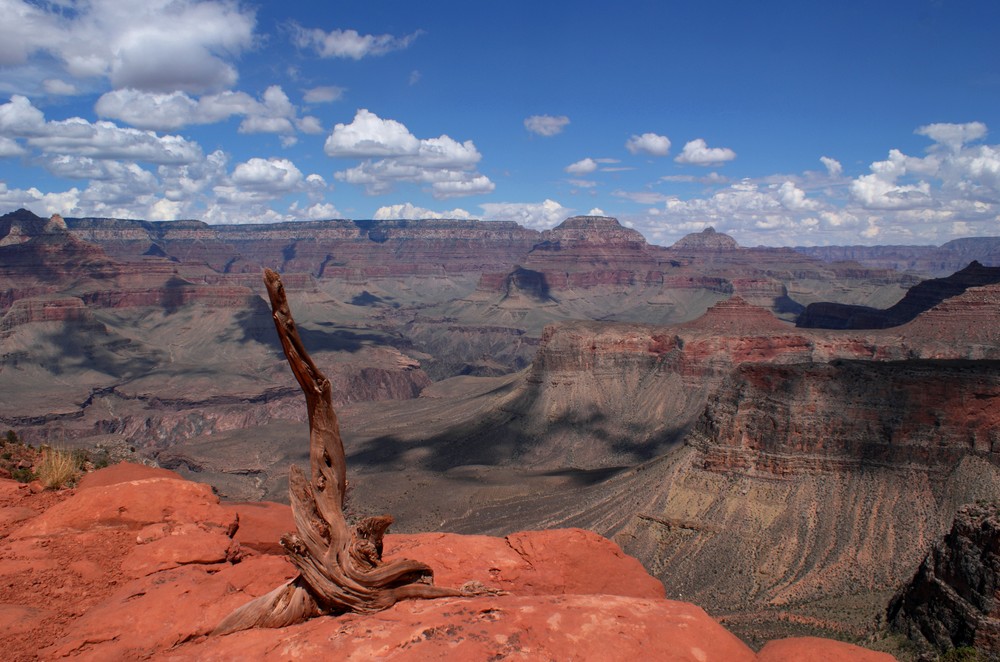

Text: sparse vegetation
xmin=0 ymin=429 xmax=116 ymax=488
xmin=11 ymin=466 xmax=36 ymax=483
xmin=36 ymin=447 xmax=81 ymax=489
xmin=941 ymin=646 xmax=984 ymax=662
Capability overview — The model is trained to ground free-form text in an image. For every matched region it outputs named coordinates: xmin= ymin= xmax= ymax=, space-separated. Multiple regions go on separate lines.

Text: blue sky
xmin=1 ymin=0 xmax=998 ymax=246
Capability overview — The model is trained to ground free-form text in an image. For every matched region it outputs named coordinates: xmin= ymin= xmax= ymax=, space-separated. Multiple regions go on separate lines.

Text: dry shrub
xmin=37 ymin=447 xmax=79 ymax=489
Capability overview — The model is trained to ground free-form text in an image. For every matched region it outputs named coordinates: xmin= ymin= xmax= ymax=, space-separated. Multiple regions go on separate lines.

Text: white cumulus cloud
xmin=0 ymin=96 xmax=203 ymax=164
xmin=42 ymin=79 xmax=77 ymax=96
xmin=626 ymin=132 xmax=671 ymax=156
xmin=675 ymin=138 xmax=737 ymax=166
xmin=292 ymin=25 xmax=422 ymax=59
xmin=96 ymin=85 xmax=314 ymax=135
xmin=524 ymin=115 xmax=570 ymax=137
xmin=325 ymin=109 xmax=421 ymax=158
xmin=820 ymin=156 xmax=843 ymax=177
xmin=847 ymin=123 xmax=1000 ymax=214
xmin=777 ymin=181 xmax=818 ymax=211
xmin=231 ymin=158 xmax=304 ymax=192
xmin=915 ymin=121 xmax=987 ymax=151
xmin=0 ymin=0 xmax=256 ymax=94
xmin=480 ymin=199 xmax=571 ymax=229
xmin=0 ymin=94 xmax=46 ymax=134
xmin=290 ymin=201 xmax=342 ymax=220
xmin=0 ymin=181 xmax=82 ymax=217
xmin=0 ymin=136 xmax=26 ymax=157
xmin=373 ymin=203 xmax=473 ymax=220
xmin=618 ymin=121 xmax=1000 ymax=246
xmin=327 ymin=109 xmax=493 ymax=199
xmin=565 ymin=158 xmax=598 ymax=175
xmin=33 ymin=120 xmax=202 ymax=164
xmin=303 ymin=86 xmax=345 ymax=104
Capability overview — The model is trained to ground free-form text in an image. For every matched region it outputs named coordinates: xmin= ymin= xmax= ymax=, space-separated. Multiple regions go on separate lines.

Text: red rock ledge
xmin=0 ymin=463 xmax=895 ymax=661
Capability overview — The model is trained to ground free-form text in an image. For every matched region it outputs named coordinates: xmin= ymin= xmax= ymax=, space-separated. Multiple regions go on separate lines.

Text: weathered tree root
xmin=213 ymin=269 xmax=500 ymax=636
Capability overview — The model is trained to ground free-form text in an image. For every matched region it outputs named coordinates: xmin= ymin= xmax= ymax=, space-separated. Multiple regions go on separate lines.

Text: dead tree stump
xmin=213 ymin=269 xmax=493 ymax=636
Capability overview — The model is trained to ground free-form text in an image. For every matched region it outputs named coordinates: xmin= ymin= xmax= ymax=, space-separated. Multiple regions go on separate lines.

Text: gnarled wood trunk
xmin=213 ymin=269 xmax=492 ymax=636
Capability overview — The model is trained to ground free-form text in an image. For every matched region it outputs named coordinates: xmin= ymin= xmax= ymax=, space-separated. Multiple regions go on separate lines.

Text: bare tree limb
xmin=213 ymin=269 xmax=499 ymax=636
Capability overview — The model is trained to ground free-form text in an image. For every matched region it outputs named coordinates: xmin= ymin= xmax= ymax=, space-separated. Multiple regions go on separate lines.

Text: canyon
xmin=3 ymin=206 xmax=1000 ymax=656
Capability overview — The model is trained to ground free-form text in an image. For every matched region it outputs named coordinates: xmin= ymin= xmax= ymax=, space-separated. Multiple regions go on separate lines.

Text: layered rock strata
xmin=424 ymin=290 xmax=1000 ymax=645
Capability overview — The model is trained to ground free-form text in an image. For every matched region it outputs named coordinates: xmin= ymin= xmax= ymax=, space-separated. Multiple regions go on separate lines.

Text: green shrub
xmin=91 ymin=449 xmax=111 ymax=469
xmin=11 ymin=467 xmax=35 ymax=483
xmin=942 ymin=646 xmax=983 ymax=662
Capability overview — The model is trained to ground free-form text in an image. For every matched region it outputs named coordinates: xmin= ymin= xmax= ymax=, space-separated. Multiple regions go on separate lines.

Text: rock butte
xmin=0 ymin=464 xmax=894 ymax=661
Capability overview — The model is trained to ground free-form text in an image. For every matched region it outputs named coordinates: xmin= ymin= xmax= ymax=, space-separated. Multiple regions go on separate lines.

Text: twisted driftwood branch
xmin=214 ymin=269 xmax=496 ymax=636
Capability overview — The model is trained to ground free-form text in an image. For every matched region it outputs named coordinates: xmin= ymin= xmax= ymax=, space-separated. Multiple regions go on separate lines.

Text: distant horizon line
xmin=2 ymin=206 xmax=996 ymax=250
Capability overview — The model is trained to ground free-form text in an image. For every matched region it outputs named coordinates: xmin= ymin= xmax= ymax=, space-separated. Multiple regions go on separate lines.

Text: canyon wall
xmin=796 ymin=237 xmax=1000 ymax=277
xmin=430 ymin=289 xmax=1000 ymax=644
xmin=798 ymin=261 xmax=1000 ymax=329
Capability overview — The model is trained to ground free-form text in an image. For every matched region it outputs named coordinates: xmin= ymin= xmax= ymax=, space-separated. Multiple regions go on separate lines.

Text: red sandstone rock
xmin=0 ymin=604 xmax=54 ymax=637
xmin=10 ymin=476 xmax=234 ymax=538
xmin=0 ymin=465 xmax=893 ymax=661
xmin=48 ymin=556 xmax=297 ymax=660
xmin=220 ymin=500 xmax=293 ymax=554
xmin=216 ymin=505 xmax=665 ymax=599
xmin=671 ymin=226 xmax=740 ymax=251
xmin=0 ymin=477 xmax=22 ymax=497
xmin=504 ymin=528 xmax=665 ymax=598
xmin=76 ymin=462 xmax=185 ymax=489
xmin=121 ymin=528 xmax=237 ymax=578
xmin=170 ymin=595 xmax=757 ymax=662
xmin=757 ymin=636 xmax=897 ymax=661
xmin=383 ymin=528 xmax=665 ymax=599
xmin=0 ymin=505 xmax=36 ymax=527
xmin=798 ymin=261 xmax=1000 ymax=330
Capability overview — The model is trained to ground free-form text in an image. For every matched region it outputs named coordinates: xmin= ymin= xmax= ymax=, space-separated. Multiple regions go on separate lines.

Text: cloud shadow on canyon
xmin=346 ymin=409 xmax=691 ymax=479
